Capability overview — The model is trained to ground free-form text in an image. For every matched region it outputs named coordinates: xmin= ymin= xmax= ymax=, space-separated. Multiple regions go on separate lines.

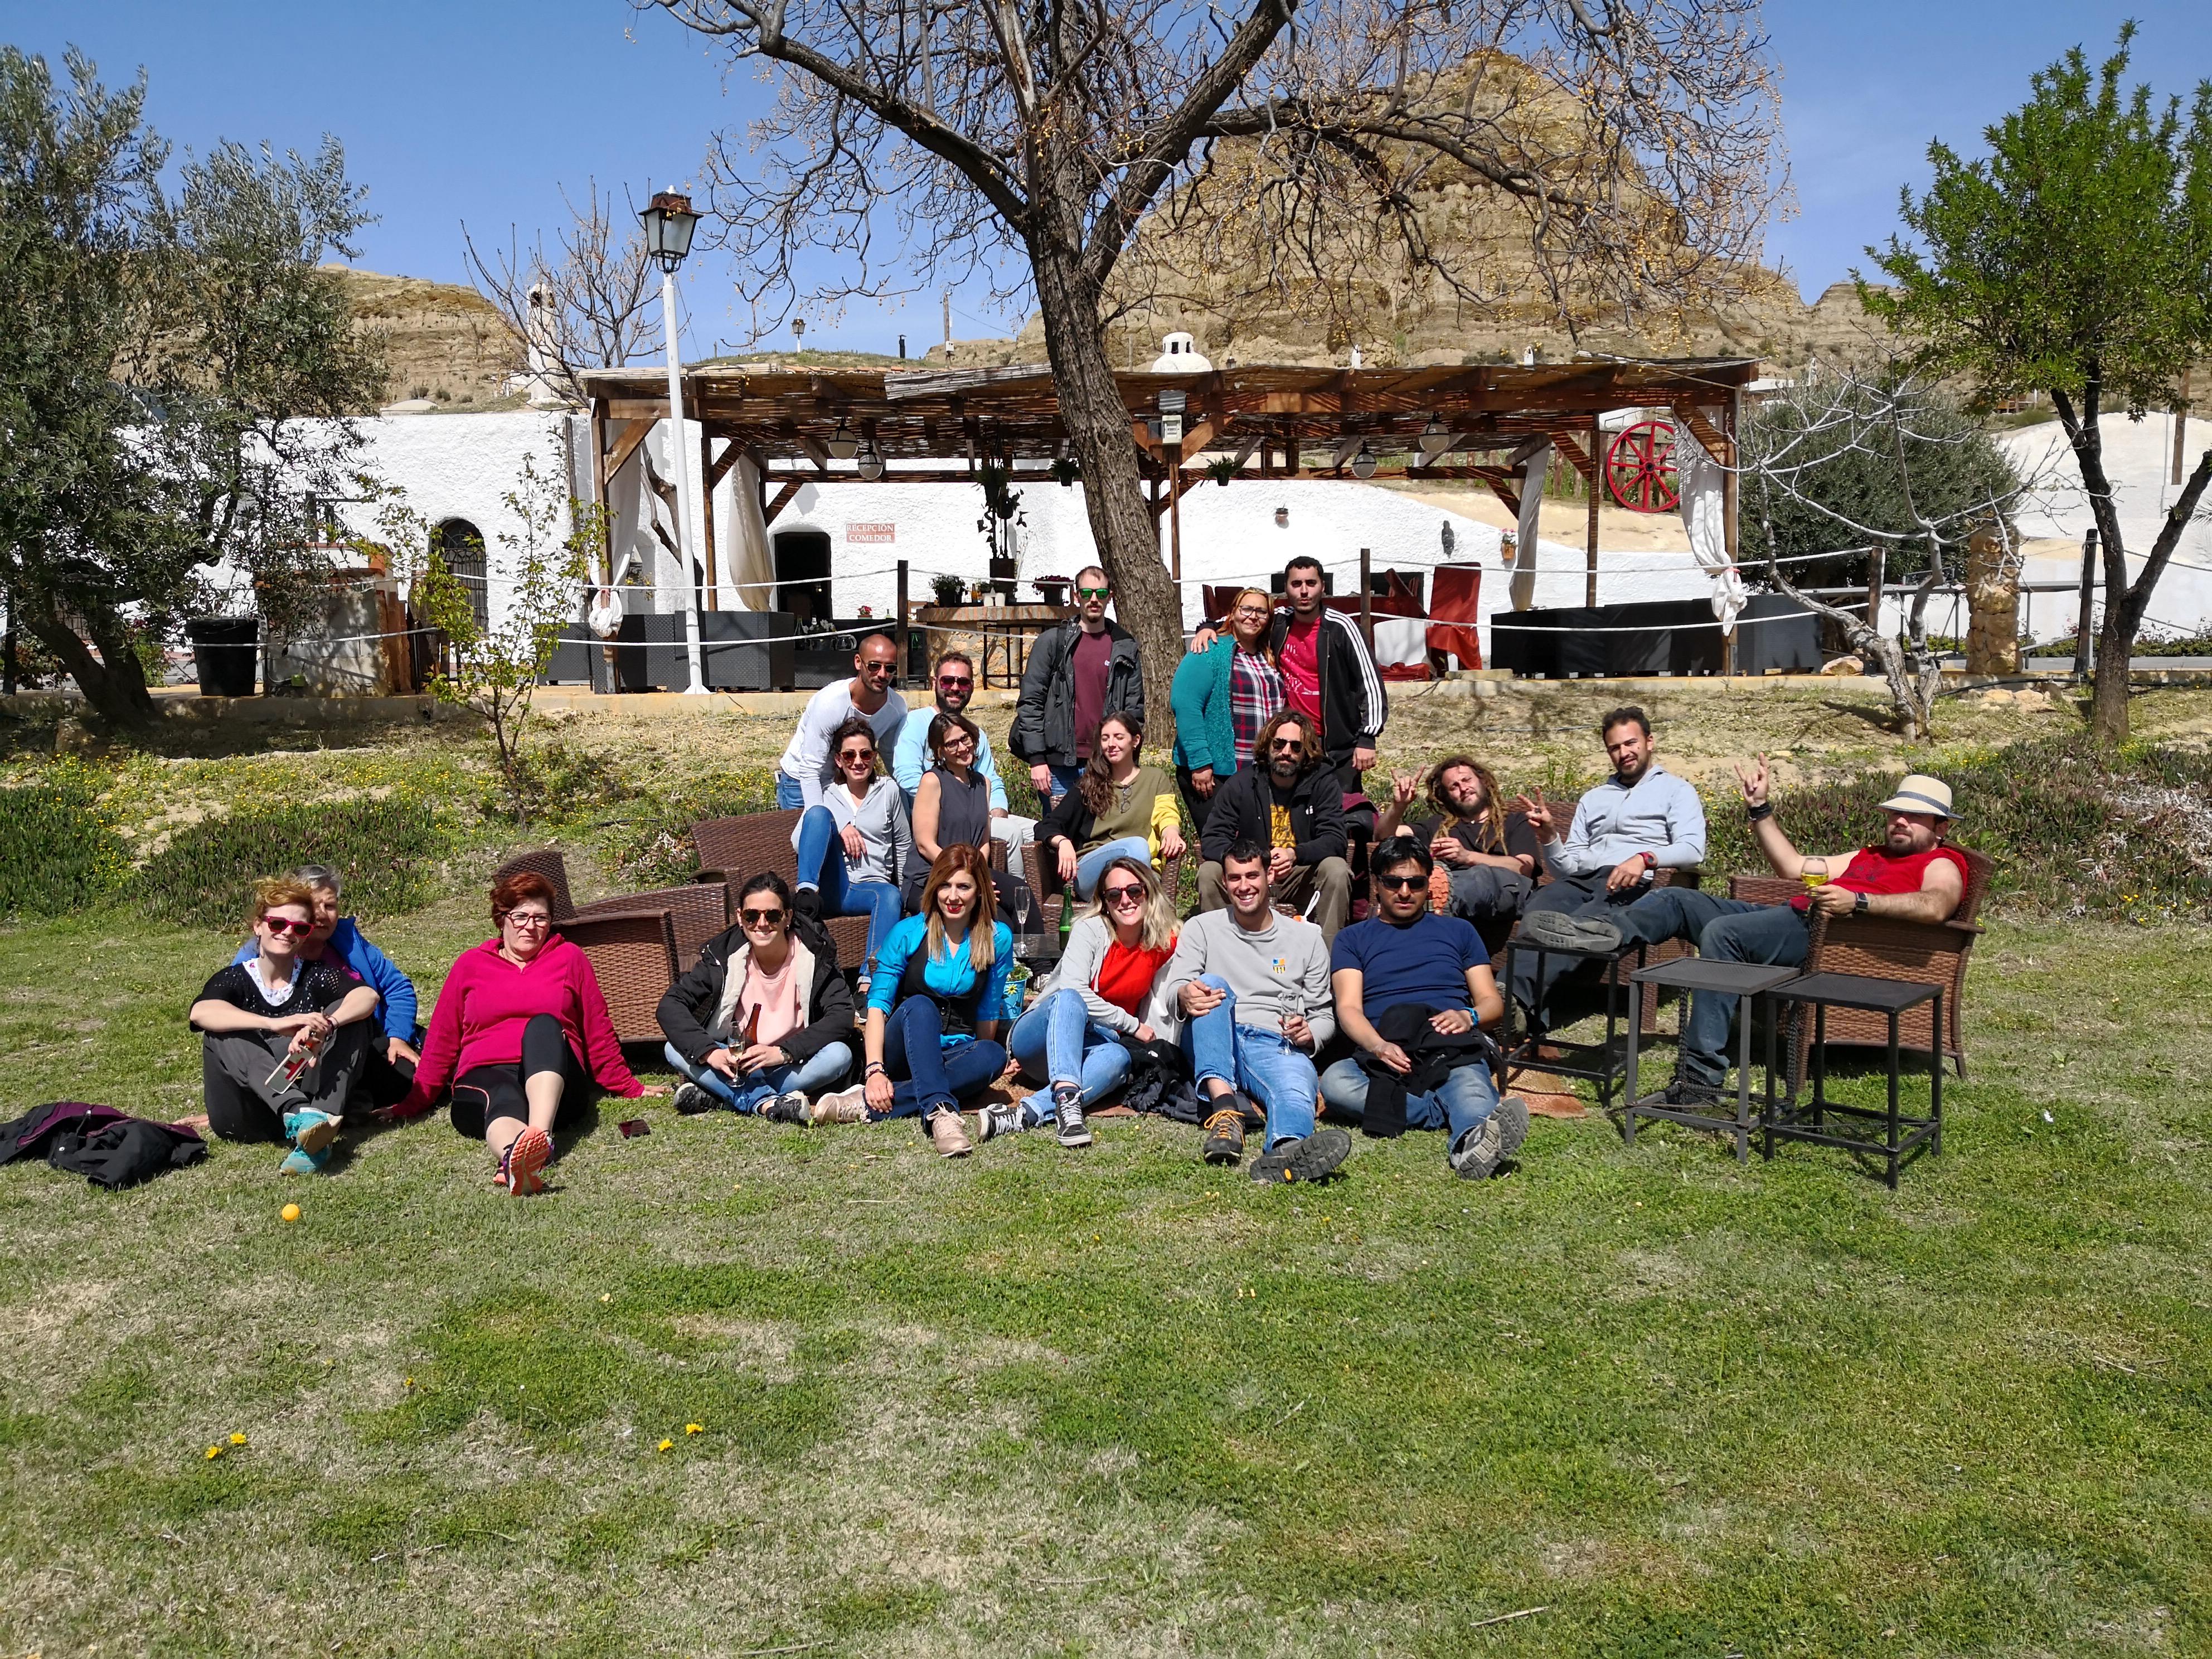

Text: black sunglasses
xmin=740 ymin=907 xmax=788 ymax=927
xmin=1376 ymin=872 xmax=1427 ymax=891
xmin=1102 ymin=884 xmax=1145 ymax=904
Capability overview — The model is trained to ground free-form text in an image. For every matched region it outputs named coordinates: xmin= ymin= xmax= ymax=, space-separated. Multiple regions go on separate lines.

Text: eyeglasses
xmin=1102 ymin=884 xmax=1145 ymax=906
xmin=505 ymin=911 xmax=552 ymax=930
xmin=740 ymin=907 xmax=788 ymax=928
xmin=937 ymin=674 xmax=972 ymax=688
xmin=839 ymin=748 xmax=875 ymax=764
xmin=261 ymin=916 xmax=313 ymax=936
xmin=940 ymin=734 xmax=976 ymax=751
xmin=1269 ymin=738 xmax=1305 ymax=752
xmin=1234 ymin=606 xmax=1270 ymax=619
xmin=1376 ymin=873 xmax=1427 ymax=891
xmin=1076 ymin=586 xmax=1109 ymax=600
xmin=859 ymin=659 xmax=895 ymax=675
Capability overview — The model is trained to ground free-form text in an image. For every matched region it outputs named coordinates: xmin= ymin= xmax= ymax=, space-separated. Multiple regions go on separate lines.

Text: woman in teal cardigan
xmin=1171 ymin=587 xmax=1283 ymax=835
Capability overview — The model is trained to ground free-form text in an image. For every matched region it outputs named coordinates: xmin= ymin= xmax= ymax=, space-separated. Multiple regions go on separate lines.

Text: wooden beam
xmin=761 ymin=481 xmax=803 ymax=526
xmin=700 ymin=425 xmax=720 ymax=612
xmin=603 ymin=418 xmax=654 ymax=485
xmin=1673 ymin=404 xmax=1735 ymax=468
xmin=1585 ymin=415 xmax=1600 ymax=608
xmin=704 ymin=439 xmax=745 ymax=492
xmin=1551 ymin=431 xmax=1597 ymax=482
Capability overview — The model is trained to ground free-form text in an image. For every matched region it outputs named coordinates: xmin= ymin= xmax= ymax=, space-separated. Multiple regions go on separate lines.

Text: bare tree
xmin=644 ymin=0 xmax=1783 ymax=727
xmin=463 ymin=180 xmax=662 ymax=405
xmin=1744 ymin=366 xmax=2046 ymax=740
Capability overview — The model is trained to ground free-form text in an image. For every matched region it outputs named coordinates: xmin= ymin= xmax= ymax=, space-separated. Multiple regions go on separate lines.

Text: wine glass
xmin=1800 ymin=856 xmax=1828 ymax=892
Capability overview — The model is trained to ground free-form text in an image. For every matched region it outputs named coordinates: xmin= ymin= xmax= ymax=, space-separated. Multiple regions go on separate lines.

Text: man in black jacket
xmin=657 ymin=874 xmax=858 ymax=1120
xmin=1010 ymin=565 xmax=1144 ymax=805
xmin=1196 ymin=710 xmax=1353 ymax=941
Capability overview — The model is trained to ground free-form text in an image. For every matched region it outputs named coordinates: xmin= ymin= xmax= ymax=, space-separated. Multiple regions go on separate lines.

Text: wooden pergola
xmin=579 ymin=356 xmax=1758 ymax=610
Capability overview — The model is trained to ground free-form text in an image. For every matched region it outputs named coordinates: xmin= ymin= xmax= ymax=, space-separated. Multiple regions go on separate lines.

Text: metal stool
xmin=1499 ymin=934 xmax=1651 ymax=1113
xmin=1621 ymin=960 xmax=1799 ymax=1163
xmin=1765 ymin=972 xmax=1944 ymax=1188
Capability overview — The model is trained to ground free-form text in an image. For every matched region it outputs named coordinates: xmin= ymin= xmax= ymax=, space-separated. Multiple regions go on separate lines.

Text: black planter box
xmin=187 ymin=617 xmax=260 ymax=696
xmin=700 ymin=610 xmax=797 ymax=691
xmin=1491 ymin=593 xmax=1821 ymax=679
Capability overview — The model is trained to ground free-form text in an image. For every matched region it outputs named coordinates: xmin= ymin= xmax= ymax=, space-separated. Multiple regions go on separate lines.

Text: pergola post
xmin=1359 ymin=546 xmax=1373 ymax=653
xmin=896 ymin=559 xmax=911 ymax=682
xmin=1586 ymin=415 xmax=1602 ymax=609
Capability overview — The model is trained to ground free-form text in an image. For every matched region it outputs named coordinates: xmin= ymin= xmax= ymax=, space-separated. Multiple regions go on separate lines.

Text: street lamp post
xmin=640 ymin=186 xmax=707 ymax=695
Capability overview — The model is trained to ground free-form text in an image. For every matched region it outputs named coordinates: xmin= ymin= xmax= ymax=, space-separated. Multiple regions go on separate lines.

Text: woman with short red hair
xmin=394 ymin=870 xmax=651 ymax=1194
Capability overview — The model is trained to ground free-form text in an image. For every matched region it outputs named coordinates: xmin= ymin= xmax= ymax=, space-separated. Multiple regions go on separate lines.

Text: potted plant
xmin=1032 ymin=573 xmax=1072 ymax=608
xmin=856 ymin=604 xmax=874 ymax=618
xmin=930 ymin=573 xmax=965 ymax=607
xmin=1205 ymin=455 xmax=1241 ymax=488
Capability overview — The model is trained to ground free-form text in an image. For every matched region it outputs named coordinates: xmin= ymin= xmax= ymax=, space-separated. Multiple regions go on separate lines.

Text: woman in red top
xmin=988 ymin=856 xmax=1178 ymax=1149
xmin=395 ymin=871 xmax=653 ymax=1194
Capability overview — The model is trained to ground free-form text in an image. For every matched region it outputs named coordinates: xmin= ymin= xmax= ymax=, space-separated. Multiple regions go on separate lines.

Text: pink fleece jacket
xmin=402 ymin=935 xmax=642 ymax=1111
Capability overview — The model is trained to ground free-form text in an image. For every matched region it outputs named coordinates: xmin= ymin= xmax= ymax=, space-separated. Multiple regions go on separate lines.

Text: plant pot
xmin=1032 ymin=580 xmax=1070 ymax=608
xmin=186 ymin=617 xmax=260 ymax=697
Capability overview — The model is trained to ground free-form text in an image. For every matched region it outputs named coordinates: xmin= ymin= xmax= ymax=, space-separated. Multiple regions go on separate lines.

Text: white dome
xmin=1148 ymin=331 xmax=1212 ymax=372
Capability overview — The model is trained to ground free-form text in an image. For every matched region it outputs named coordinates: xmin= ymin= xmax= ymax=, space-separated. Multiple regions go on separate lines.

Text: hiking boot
xmin=809 ymin=1087 xmax=868 ymax=1125
xmin=1517 ymin=909 xmax=1624 ymax=954
xmin=975 ymin=1099 xmax=1026 ymax=1142
xmin=1249 ymin=1127 xmax=1352 ymax=1185
xmin=1200 ymin=1103 xmax=1247 ymax=1166
xmin=672 ymin=1080 xmax=712 ymax=1115
xmin=283 ymin=1108 xmax=338 ymax=1156
xmin=763 ymin=1090 xmax=811 ymax=1125
xmin=1053 ymin=1082 xmax=1091 ymax=1148
xmin=928 ymin=1109 xmax=973 ymax=1158
xmin=502 ymin=1127 xmax=551 ymax=1196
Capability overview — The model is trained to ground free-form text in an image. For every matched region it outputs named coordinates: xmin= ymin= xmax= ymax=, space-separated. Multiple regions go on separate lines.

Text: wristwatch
xmin=1852 ymin=891 xmax=1869 ymax=915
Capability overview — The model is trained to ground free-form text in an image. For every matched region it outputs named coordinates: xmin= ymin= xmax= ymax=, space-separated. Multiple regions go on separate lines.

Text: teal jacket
xmin=1170 ymin=636 xmax=1240 ymax=778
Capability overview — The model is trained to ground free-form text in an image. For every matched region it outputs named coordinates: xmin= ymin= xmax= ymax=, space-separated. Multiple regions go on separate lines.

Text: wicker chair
xmin=1021 ymin=836 xmax=1185 ymax=935
xmin=1727 ymin=847 xmax=1992 ymax=1079
xmin=491 ymin=849 xmax=730 ymax=1042
xmin=1519 ymin=809 xmax=1704 ymax=1029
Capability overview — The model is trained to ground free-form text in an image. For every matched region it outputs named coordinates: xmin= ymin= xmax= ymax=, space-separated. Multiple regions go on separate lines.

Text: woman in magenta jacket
xmin=394 ymin=870 xmax=654 ymax=1194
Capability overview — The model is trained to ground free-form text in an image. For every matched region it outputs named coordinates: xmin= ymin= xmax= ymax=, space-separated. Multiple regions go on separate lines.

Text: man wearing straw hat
xmin=1605 ymin=761 xmax=1970 ymax=1100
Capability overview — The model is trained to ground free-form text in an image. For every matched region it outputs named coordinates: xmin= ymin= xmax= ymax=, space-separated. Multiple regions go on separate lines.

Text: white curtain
xmin=1507 ymin=440 xmax=1550 ymax=612
xmin=726 ymin=452 xmax=775 ymax=612
xmin=1675 ymin=410 xmax=1745 ymax=634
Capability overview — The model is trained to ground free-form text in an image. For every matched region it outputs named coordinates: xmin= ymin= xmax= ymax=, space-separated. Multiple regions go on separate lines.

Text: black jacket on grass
xmin=656 ymin=915 xmax=855 ymax=1067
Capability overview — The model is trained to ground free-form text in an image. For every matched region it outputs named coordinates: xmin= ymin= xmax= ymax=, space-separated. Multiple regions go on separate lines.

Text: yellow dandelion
xmin=685 ymin=1423 xmax=704 ymax=1435
xmin=656 ymin=1437 xmax=674 ymax=1452
xmin=229 ymin=1433 xmax=247 ymax=1446
xmin=599 ymin=1293 xmax=612 ymax=1303
xmin=205 ymin=1444 xmax=223 ymax=1461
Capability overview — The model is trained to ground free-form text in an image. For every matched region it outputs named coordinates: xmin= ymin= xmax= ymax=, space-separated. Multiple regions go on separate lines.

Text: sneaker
xmin=1664 ymin=1073 xmax=1728 ymax=1107
xmin=278 ymin=1142 xmax=331 ymax=1175
xmin=975 ymin=1099 xmax=1026 ymax=1142
xmin=763 ymin=1090 xmax=811 ymax=1125
xmin=1448 ymin=1115 xmax=1503 ymax=1180
xmin=283 ymin=1108 xmax=338 ymax=1156
xmin=1518 ymin=909 xmax=1623 ymax=954
xmin=1053 ymin=1083 xmax=1091 ymax=1148
xmin=809 ymin=1087 xmax=869 ymax=1125
xmin=928 ymin=1109 xmax=973 ymax=1158
xmin=502 ymin=1126 xmax=551 ymax=1196
xmin=672 ymin=1080 xmax=712 ymax=1115
xmin=1494 ymin=1093 xmax=1530 ymax=1161
xmin=1200 ymin=1103 xmax=1247 ymax=1166
xmin=1249 ymin=1127 xmax=1352 ymax=1185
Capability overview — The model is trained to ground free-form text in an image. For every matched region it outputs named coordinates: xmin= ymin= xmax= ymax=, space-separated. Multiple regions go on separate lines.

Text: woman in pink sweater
xmin=395 ymin=870 xmax=652 ymax=1194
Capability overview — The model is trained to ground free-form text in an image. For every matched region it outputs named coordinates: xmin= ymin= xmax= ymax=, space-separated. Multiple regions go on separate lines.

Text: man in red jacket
xmin=1615 ymin=764 xmax=1968 ymax=1100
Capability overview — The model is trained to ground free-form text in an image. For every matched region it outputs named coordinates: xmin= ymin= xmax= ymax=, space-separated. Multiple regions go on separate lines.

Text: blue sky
xmin=2 ymin=1 xmax=2206 ymax=355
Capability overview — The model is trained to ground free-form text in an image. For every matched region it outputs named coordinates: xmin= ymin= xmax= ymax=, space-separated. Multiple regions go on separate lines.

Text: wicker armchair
xmin=1021 ymin=836 xmax=1186 ymax=934
xmin=1726 ymin=846 xmax=1992 ymax=1078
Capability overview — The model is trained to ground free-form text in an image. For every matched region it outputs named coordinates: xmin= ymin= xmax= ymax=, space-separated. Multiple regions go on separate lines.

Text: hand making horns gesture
xmin=1508 ymin=785 xmax=1555 ymax=838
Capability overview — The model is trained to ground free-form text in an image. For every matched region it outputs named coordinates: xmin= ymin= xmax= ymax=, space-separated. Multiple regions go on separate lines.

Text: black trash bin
xmin=186 ymin=617 xmax=259 ymax=697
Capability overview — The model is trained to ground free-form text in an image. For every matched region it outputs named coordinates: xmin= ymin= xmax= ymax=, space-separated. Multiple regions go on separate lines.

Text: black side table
xmin=1498 ymin=935 xmax=1651 ymax=1113
xmin=1765 ymin=972 xmax=1943 ymax=1189
xmin=1622 ymin=960 xmax=1801 ymax=1163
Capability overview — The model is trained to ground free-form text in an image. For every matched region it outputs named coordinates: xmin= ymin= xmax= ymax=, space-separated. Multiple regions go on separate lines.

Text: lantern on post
xmin=638 ymin=188 xmax=707 ymax=691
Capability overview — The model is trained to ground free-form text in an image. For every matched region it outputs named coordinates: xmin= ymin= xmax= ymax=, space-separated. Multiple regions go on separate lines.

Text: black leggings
xmin=449 ymin=1014 xmax=594 ymax=1141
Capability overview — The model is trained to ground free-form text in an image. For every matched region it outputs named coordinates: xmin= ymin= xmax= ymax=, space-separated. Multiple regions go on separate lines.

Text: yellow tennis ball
xmin=280 ymin=1203 xmax=302 ymax=1224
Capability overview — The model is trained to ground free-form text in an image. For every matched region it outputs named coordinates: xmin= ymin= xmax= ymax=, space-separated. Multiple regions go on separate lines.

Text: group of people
xmin=188 ymin=570 xmax=1970 ymax=1194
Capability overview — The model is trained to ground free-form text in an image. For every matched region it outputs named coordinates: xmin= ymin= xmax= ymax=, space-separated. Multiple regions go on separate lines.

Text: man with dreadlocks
xmin=1373 ymin=755 xmax=1539 ymax=933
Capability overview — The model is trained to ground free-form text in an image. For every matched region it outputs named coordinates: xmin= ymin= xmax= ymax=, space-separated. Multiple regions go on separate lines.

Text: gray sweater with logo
xmin=1158 ymin=908 xmax=1335 ymax=1049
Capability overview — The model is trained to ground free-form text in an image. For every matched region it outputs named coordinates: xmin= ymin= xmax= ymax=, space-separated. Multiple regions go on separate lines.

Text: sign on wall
xmin=846 ymin=523 xmax=896 ymax=544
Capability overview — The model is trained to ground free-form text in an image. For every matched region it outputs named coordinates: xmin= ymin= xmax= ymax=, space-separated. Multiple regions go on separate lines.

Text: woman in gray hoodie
xmin=791 ymin=716 xmax=911 ymax=984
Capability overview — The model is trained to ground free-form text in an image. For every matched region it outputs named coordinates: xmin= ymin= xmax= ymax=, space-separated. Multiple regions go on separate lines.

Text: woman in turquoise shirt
xmin=812 ymin=843 xmax=1012 ymax=1157
xmin=1171 ymin=587 xmax=1283 ymax=836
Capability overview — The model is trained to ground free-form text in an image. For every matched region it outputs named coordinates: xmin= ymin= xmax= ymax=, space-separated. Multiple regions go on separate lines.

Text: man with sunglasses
xmin=1325 ymin=837 xmax=1529 ymax=1180
xmin=774 ymin=630 xmax=909 ymax=809
xmin=890 ymin=648 xmax=1035 ymax=856
xmin=1195 ymin=709 xmax=1353 ymax=943
xmin=1011 ymin=565 xmax=1143 ymax=806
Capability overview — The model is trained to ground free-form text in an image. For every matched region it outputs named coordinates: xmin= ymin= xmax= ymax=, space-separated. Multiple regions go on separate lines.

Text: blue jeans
xmin=663 ymin=1041 xmax=853 ymax=1112
xmin=1008 ymin=987 xmax=1133 ymax=1124
xmin=1042 ymin=763 xmax=1085 ymax=806
xmin=1320 ymin=1055 xmax=1499 ymax=1151
xmin=775 ymin=770 xmax=806 ymax=808
xmin=877 ymin=996 xmax=1008 ymax=1122
xmin=1178 ymin=977 xmax=1318 ymax=1149
xmin=793 ymin=804 xmax=904 ymax=970
xmin=1073 ymin=835 xmax=1153 ymax=900
xmin=1617 ymin=887 xmax=1811 ymax=1085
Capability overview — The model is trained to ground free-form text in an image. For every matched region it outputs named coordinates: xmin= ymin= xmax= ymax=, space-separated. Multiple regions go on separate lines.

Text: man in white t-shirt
xmin=775 ymin=631 xmax=909 ymax=809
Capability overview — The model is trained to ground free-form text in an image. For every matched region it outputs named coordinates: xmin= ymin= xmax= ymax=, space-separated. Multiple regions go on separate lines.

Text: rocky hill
xmin=327 ymin=265 xmax=521 ymax=411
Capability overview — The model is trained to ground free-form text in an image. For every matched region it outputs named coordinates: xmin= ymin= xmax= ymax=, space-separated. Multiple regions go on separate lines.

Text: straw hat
xmin=1878 ymin=774 xmax=1956 ymax=821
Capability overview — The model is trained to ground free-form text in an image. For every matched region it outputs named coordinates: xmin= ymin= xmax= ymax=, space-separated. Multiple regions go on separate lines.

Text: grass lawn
xmin=0 ymin=897 xmax=2207 ymax=1658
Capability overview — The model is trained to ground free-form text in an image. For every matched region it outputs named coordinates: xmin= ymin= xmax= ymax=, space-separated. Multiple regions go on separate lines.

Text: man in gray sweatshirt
xmin=1160 ymin=841 xmax=1351 ymax=1183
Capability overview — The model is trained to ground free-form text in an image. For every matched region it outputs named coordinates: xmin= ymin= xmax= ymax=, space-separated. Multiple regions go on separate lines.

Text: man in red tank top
xmin=1611 ymin=763 xmax=1967 ymax=1099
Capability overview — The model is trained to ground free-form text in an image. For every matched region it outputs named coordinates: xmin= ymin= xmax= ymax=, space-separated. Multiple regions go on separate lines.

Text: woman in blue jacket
xmin=808 ymin=844 xmax=1012 ymax=1158
xmin=1171 ymin=587 xmax=1283 ymax=836
xmin=231 ymin=864 xmax=420 ymax=1110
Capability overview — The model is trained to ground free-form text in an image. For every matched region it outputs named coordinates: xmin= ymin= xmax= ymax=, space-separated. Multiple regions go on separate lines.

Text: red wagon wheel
xmin=1604 ymin=417 xmax=1681 ymax=513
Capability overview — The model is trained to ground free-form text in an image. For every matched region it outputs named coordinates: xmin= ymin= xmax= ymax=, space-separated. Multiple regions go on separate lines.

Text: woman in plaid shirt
xmin=1172 ymin=588 xmax=1285 ymax=835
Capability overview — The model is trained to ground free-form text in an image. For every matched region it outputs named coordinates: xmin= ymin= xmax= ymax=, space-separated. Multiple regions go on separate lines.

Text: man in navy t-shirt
xmin=1325 ymin=836 xmax=1529 ymax=1180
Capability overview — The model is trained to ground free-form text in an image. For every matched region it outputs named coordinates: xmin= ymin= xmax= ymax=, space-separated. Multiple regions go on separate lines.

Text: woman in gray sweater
xmin=792 ymin=716 xmax=910 ymax=983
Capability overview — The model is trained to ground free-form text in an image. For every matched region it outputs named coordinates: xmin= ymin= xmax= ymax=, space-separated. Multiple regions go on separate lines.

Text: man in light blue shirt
xmin=889 ymin=647 xmax=1036 ymax=857
xmin=1505 ymin=705 xmax=1706 ymax=1036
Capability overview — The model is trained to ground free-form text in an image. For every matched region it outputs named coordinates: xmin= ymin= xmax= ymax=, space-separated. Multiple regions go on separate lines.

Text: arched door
xmin=433 ymin=519 xmax=489 ymax=630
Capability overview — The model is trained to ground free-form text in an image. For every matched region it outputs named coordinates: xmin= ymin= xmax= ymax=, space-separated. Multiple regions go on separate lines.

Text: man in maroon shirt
xmin=1614 ymin=764 xmax=1968 ymax=1099
xmin=1011 ymin=564 xmax=1144 ymax=804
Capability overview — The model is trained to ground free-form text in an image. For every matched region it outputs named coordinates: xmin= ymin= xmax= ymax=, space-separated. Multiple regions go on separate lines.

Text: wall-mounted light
xmin=1349 ymin=442 xmax=1378 ymax=481
xmin=1274 ymin=506 xmax=1290 ymax=527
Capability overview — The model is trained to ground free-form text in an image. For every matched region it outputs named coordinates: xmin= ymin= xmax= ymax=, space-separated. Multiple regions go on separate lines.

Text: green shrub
xmin=0 ymin=769 xmax=129 ymax=918
xmin=604 ymin=767 xmax=780 ymax=887
xmin=137 ymin=794 xmax=456 ymax=930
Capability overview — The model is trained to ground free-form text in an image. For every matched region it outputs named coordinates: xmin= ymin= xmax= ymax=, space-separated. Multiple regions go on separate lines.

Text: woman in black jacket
xmin=657 ymin=872 xmax=856 ymax=1119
